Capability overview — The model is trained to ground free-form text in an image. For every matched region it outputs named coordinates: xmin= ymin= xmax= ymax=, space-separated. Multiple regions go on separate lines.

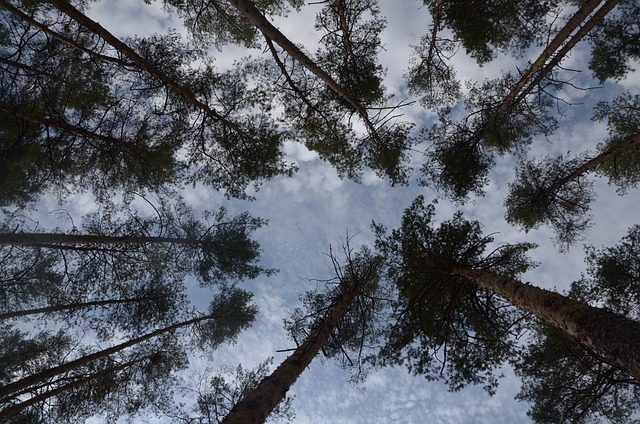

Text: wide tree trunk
xmin=221 ymin=284 xmax=364 ymax=423
xmin=0 ymin=314 xmax=211 ymax=399
xmin=451 ymin=267 xmax=640 ymax=381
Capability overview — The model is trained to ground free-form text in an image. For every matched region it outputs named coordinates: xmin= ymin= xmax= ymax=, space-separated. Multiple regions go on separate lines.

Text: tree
xmin=374 ymin=195 xmax=533 ymax=392
xmin=222 ymin=245 xmax=382 ymax=423
xmin=420 ymin=0 xmax=621 ymax=202
xmin=584 ymin=0 xmax=640 ymax=82
xmin=421 ymin=0 xmax=558 ymax=64
xmin=375 ymin=196 xmax=640 ymax=383
xmin=0 ymin=286 xmax=258 ymax=421
xmin=504 ymin=91 xmax=640 ymax=248
xmin=514 ymin=225 xmax=640 ymax=423
xmin=225 ymin=0 xmax=414 ymax=185
xmin=1 ymin=0 xmax=295 ymax=202
xmin=0 ymin=1 xmax=187 ymax=204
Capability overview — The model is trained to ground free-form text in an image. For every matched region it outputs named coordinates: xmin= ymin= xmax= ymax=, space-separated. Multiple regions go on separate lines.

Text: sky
xmin=17 ymin=0 xmax=640 ymax=423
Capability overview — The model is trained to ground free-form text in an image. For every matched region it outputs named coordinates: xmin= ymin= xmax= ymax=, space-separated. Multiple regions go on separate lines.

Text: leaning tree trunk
xmin=0 ymin=314 xmax=213 ymax=399
xmin=226 ymin=0 xmax=382 ymax=141
xmin=0 ymin=232 xmax=203 ymax=248
xmin=536 ymin=133 xmax=640 ymax=201
xmin=45 ymin=0 xmax=244 ymax=133
xmin=221 ymin=282 xmax=365 ymax=423
xmin=0 ymin=296 xmax=158 ymax=320
xmin=478 ymin=0 xmax=618 ymax=140
xmin=451 ymin=267 xmax=640 ymax=381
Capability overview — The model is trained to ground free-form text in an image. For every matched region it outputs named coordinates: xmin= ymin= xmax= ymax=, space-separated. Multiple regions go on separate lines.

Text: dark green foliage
xmin=421 ymin=117 xmax=494 ymax=202
xmin=515 ymin=323 xmax=640 ymax=424
xmin=405 ymin=37 xmax=461 ymax=109
xmin=464 ymin=74 xmax=558 ymax=154
xmin=373 ymin=196 xmax=536 ymax=393
xmin=421 ymin=73 xmax=558 ymax=202
xmin=424 ymin=0 xmax=557 ymax=64
xmin=593 ymin=91 xmax=640 ymax=191
xmin=155 ymin=0 xmax=303 ymax=48
xmin=504 ymin=155 xmax=594 ymax=249
xmin=0 ymin=325 xmax=73 ymax=386
xmin=572 ymin=225 xmax=640 ymax=319
xmin=586 ymin=0 xmax=640 ymax=82
xmin=314 ymin=0 xmax=386 ymax=108
xmin=514 ymin=226 xmax=640 ymax=423
xmin=194 ymin=286 xmax=258 ymax=353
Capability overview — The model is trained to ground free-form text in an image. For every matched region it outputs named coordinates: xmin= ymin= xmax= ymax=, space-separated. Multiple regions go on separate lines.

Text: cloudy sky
xmin=31 ymin=0 xmax=640 ymax=422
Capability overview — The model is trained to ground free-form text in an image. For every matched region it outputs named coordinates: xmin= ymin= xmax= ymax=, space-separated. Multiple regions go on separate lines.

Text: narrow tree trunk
xmin=226 ymin=0 xmax=382 ymax=143
xmin=45 ymin=0 xmax=243 ymax=133
xmin=451 ymin=267 xmax=640 ymax=381
xmin=539 ymin=133 xmax=640 ymax=200
xmin=0 ymin=232 xmax=202 ymax=248
xmin=0 ymin=0 xmax=130 ymax=66
xmin=0 ymin=354 xmax=154 ymax=419
xmin=222 ymin=283 xmax=364 ymax=423
xmin=0 ymin=296 xmax=157 ymax=320
xmin=0 ymin=314 xmax=212 ymax=399
xmin=478 ymin=0 xmax=618 ymax=139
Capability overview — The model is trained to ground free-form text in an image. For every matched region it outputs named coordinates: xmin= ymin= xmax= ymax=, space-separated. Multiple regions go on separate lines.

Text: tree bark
xmin=222 ymin=283 xmax=364 ymax=423
xmin=45 ymin=0 xmax=243 ymax=133
xmin=451 ymin=267 xmax=640 ymax=381
xmin=225 ymin=0 xmax=382 ymax=143
xmin=0 ymin=314 xmax=212 ymax=399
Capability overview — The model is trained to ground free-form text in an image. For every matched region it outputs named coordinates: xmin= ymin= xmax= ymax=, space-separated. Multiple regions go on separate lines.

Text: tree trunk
xmin=226 ymin=0 xmax=382 ymax=142
xmin=0 ymin=296 xmax=157 ymax=321
xmin=46 ymin=0 xmax=242 ymax=132
xmin=0 ymin=0 xmax=129 ymax=66
xmin=451 ymin=267 xmax=640 ymax=381
xmin=0 ymin=354 xmax=154 ymax=419
xmin=0 ymin=314 xmax=211 ymax=399
xmin=221 ymin=284 xmax=364 ymax=423
xmin=0 ymin=232 xmax=202 ymax=248
xmin=539 ymin=133 xmax=640 ymax=199
xmin=478 ymin=0 xmax=618 ymax=139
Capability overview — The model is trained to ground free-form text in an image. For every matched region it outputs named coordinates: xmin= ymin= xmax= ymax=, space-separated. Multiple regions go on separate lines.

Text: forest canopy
xmin=0 ymin=0 xmax=639 ymax=422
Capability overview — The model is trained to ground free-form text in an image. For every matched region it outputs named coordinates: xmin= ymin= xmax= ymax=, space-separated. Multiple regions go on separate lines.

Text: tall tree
xmin=0 ymin=286 xmax=258 ymax=421
xmin=420 ymin=0 xmax=620 ymax=202
xmin=584 ymin=0 xmax=640 ymax=82
xmin=421 ymin=0 xmax=559 ymax=64
xmin=161 ymin=358 xmax=295 ymax=423
xmin=514 ymin=225 xmax=640 ymax=423
xmin=374 ymin=196 xmax=533 ymax=392
xmin=375 ymin=196 xmax=640 ymax=383
xmin=222 ymin=245 xmax=382 ymax=423
xmin=0 ymin=1 xmax=188 ymax=204
xmin=225 ymin=0 xmax=414 ymax=185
